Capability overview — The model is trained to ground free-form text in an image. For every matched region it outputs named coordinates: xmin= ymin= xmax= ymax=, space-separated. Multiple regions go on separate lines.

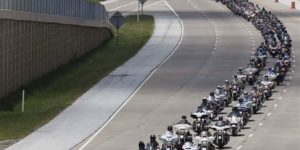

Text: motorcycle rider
xmin=146 ymin=135 xmax=159 ymax=150
xmin=213 ymin=116 xmax=230 ymax=145
xmin=198 ymin=98 xmax=209 ymax=111
xmin=177 ymin=115 xmax=192 ymax=125
xmin=215 ymin=116 xmax=226 ymax=126
xmin=237 ymin=67 xmax=245 ymax=75
xmin=208 ymin=92 xmax=215 ymax=102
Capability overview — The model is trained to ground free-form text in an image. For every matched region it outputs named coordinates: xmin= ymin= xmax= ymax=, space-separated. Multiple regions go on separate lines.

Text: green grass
xmin=0 ymin=15 xmax=154 ymax=140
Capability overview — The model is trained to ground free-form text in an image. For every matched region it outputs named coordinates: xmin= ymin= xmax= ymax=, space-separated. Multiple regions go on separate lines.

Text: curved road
xmin=75 ymin=0 xmax=265 ymax=149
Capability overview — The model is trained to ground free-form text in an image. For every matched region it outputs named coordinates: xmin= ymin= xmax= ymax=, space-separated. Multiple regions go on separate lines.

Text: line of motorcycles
xmin=138 ymin=0 xmax=293 ymax=150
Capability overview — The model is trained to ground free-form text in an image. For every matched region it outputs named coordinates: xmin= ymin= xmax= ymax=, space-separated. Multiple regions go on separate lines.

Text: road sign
xmin=138 ymin=0 xmax=147 ymax=5
xmin=109 ymin=11 xmax=125 ymax=29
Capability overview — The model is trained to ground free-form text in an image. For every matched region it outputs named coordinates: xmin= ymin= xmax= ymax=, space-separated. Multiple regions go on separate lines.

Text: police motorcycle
xmin=226 ymin=107 xmax=243 ymax=136
xmin=159 ymin=126 xmax=179 ymax=150
xmin=173 ymin=116 xmax=193 ymax=150
xmin=261 ymin=76 xmax=274 ymax=99
xmin=194 ymin=131 xmax=216 ymax=150
xmin=191 ymin=105 xmax=211 ymax=135
xmin=209 ymin=117 xmax=230 ymax=148
xmin=223 ymin=80 xmax=233 ymax=101
xmin=215 ymin=86 xmax=230 ymax=107
xmin=245 ymin=63 xmax=259 ymax=85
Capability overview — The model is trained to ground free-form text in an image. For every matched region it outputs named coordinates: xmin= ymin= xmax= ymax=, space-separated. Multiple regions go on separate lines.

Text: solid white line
xmin=267 ymin=113 xmax=271 ymax=116
xmin=259 ymin=122 xmax=263 ymax=126
xmin=78 ymin=0 xmax=184 ymax=149
xmin=274 ymin=104 xmax=278 ymax=108
xmin=109 ymin=1 xmax=138 ymax=11
xmin=279 ymin=97 xmax=282 ymax=100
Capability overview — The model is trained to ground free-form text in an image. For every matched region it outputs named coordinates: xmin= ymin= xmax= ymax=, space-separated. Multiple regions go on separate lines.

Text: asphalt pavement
xmin=6 ymin=0 xmax=181 ymax=149
xmin=76 ymin=0 xmax=266 ymax=149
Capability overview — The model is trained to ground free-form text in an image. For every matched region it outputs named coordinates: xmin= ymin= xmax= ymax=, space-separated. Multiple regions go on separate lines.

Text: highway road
xmin=235 ymin=0 xmax=300 ymax=149
xmin=73 ymin=0 xmax=299 ymax=150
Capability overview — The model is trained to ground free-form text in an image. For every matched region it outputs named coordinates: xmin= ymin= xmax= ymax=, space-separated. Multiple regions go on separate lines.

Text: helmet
xmin=210 ymin=92 xmax=215 ymax=96
xmin=225 ymin=80 xmax=229 ymax=84
xmin=253 ymin=85 xmax=258 ymax=90
xmin=238 ymin=67 xmax=243 ymax=72
xmin=186 ymin=136 xmax=193 ymax=142
xmin=202 ymin=97 xmax=208 ymax=104
xmin=264 ymin=75 xmax=269 ymax=80
xmin=218 ymin=116 xmax=223 ymax=121
xmin=167 ymin=126 xmax=173 ymax=132
xmin=150 ymin=135 xmax=156 ymax=141
xmin=243 ymin=91 xmax=248 ymax=95
xmin=232 ymin=107 xmax=238 ymax=112
xmin=217 ymin=85 xmax=222 ymax=89
xmin=239 ymin=98 xmax=243 ymax=103
xmin=233 ymin=75 xmax=237 ymax=78
xmin=139 ymin=141 xmax=145 ymax=149
xmin=181 ymin=115 xmax=187 ymax=120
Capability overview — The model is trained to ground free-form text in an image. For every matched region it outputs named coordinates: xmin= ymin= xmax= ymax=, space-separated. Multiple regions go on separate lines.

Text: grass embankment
xmin=0 ymin=15 xmax=154 ymax=140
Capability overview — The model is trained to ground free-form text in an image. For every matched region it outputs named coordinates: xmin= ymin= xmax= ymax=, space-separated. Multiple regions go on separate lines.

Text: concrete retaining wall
xmin=0 ymin=18 xmax=112 ymax=99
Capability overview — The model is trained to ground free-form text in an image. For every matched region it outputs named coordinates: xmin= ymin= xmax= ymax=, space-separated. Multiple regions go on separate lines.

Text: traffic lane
xmin=187 ymin=0 xmax=283 ymax=149
xmin=78 ymin=0 xmax=260 ymax=149
xmin=239 ymin=0 xmax=300 ymax=149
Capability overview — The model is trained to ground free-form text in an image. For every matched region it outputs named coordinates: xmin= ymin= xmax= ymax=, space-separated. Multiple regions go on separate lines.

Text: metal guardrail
xmin=0 ymin=0 xmax=108 ymax=21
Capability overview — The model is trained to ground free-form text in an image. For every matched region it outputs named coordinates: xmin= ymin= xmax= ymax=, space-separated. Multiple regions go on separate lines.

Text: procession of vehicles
xmin=138 ymin=0 xmax=293 ymax=149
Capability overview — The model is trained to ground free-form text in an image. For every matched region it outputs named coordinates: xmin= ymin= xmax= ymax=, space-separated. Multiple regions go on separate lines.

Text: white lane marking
xmin=212 ymin=51 xmax=215 ymax=54
xmin=124 ymin=1 xmax=163 ymax=15
xmin=286 ymin=82 xmax=290 ymax=86
xmin=293 ymin=60 xmax=296 ymax=63
xmin=284 ymin=89 xmax=287 ymax=92
xmin=236 ymin=145 xmax=243 ymax=150
xmin=248 ymin=133 xmax=254 ymax=138
xmin=267 ymin=113 xmax=272 ymax=116
xmin=292 ymin=70 xmax=295 ymax=73
xmin=109 ymin=1 xmax=138 ymax=11
xmin=79 ymin=0 xmax=184 ymax=149
xmin=274 ymin=104 xmax=278 ymax=108
xmin=259 ymin=122 xmax=263 ymax=126
xmin=279 ymin=97 xmax=282 ymax=100
xmin=289 ymin=76 xmax=293 ymax=79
